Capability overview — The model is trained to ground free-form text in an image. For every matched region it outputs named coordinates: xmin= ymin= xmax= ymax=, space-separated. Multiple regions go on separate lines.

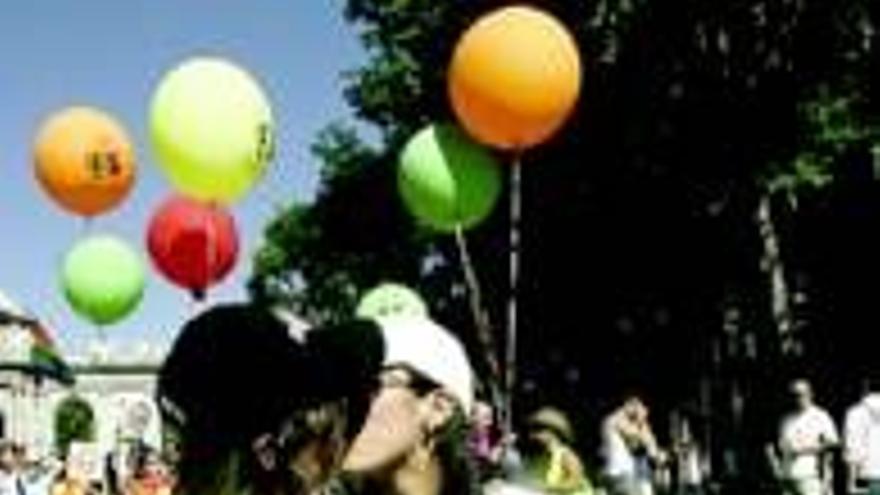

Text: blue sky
xmin=0 ymin=1 xmax=368 ymax=356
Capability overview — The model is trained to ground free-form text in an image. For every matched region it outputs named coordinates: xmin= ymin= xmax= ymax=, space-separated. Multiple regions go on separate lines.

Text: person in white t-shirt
xmin=602 ymin=395 xmax=667 ymax=495
xmin=672 ymin=412 xmax=710 ymax=495
xmin=843 ymin=378 xmax=880 ymax=495
xmin=774 ymin=379 xmax=839 ymax=495
xmin=0 ymin=442 xmax=24 ymax=495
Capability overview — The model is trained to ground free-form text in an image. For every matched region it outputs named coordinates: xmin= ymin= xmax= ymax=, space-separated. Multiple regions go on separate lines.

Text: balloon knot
xmin=191 ymin=288 xmax=207 ymax=301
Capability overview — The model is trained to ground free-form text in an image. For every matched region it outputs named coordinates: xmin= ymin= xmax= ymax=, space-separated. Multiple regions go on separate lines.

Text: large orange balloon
xmin=34 ymin=107 xmax=136 ymax=217
xmin=449 ymin=6 xmax=582 ymax=150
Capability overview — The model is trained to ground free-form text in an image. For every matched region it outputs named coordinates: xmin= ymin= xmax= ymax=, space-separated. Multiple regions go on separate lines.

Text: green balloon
xmin=356 ymin=283 xmax=428 ymax=320
xmin=398 ymin=124 xmax=502 ymax=232
xmin=150 ymin=57 xmax=274 ymax=204
xmin=62 ymin=235 xmax=145 ymax=326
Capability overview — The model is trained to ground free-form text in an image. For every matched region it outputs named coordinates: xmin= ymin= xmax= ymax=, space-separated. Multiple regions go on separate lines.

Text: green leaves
xmin=763 ymin=86 xmax=876 ymax=206
xmin=54 ymin=395 xmax=95 ymax=457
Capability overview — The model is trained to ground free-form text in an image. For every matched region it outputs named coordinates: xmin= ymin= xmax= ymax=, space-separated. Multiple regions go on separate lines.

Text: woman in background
xmin=341 ymin=315 xmax=481 ymax=495
xmin=124 ymin=448 xmax=172 ymax=495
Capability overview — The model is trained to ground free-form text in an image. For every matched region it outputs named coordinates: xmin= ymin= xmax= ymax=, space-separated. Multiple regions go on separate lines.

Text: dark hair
xmin=863 ymin=374 xmax=880 ymax=394
xmin=0 ymin=441 xmax=15 ymax=456
xmin=174 ymin=399 xmax=350 ymax=495
xmin=128 ymin=445 xmax=165 ymax=481
xmin=404 ymin=368 xmax=481 ymax=495
xmin=434 ymin=407 xmax=482 ymax=495
xmin=518 ymin=431 xmax=551 ymax=462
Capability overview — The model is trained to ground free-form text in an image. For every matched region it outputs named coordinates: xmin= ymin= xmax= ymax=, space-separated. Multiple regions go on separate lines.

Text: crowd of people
xmin=765 ymin=378 xmax=880 ymax=495
xmin=4 ymin=303 xmax=880 ymax=495
xmin=0 ymin=440 xmax=172 ymax=495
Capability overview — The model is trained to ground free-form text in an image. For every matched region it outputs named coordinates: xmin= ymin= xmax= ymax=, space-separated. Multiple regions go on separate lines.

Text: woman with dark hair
xmin=341 ymin=316 xmax=481 ymax=495
xmin=156 ymin=303 xmax=385 ymax=495
xmin=486 ymin=407 xmax=594 ymax=495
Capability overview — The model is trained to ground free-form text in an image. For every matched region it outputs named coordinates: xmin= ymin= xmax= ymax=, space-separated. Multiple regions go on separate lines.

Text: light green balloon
xmin=62 ymin=235 xmax=145 ymax=326
xmin=150 ymin=57 xmax=274 ymax=204
xmin=356 ymin=283 xmax=428 ymax=320
xmin=398 ymin=124 xmax=502 ymax=232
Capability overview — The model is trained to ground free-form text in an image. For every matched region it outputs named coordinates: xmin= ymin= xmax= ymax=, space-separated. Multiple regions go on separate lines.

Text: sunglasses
xmin=373 ymin=366 xmax=439 ymax=397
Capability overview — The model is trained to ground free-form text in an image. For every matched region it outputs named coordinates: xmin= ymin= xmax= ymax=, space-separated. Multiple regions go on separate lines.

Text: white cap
xmin=375 ymin=315 xmax=474 ymax=415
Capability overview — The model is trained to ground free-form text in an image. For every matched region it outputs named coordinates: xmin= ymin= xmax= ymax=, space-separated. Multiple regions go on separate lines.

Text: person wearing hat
xmin=527 ymin=407 xmax=593 ymax=494
xmin=485 ymin=407 xmax=592 ymax=495
xmin=341 ymin=315 xmax=481 ymax=495
xmin=157 ymin=303 xmax=385 ymax=495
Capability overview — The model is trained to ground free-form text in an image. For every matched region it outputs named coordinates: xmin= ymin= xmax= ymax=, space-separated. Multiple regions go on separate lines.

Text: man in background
xmin=0 ymin=441 xmax=25 ymax=495
xmin=844 ymin=377 xmax=880 ymax=495
xmin=773 ymin=379 xmax=839 ymax=495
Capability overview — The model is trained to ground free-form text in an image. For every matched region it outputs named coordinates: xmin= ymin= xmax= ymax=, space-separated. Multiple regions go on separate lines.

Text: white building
xmin=1 ymin=290 xmax=164 ymax=461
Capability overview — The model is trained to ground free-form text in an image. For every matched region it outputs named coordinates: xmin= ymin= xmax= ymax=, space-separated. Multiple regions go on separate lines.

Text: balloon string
xmin=454 ymin=226 xmax=503 ymax=412
xmin=505 ymin=153 xmax=523 ymax=443
xmin=82 ymin=216 xmax=94 ymax=235
xmin=205 ymin=205 xmax=214 ymax=300
xmin=96 ymin=324 xmax=108 ymax=361
xmin=195 ymin=202 xmax=216 ymax=309
xmin=186 ymin=204 xmax=214 ymax=314
xmin=188 ymin=291 xmax=207 ymax=315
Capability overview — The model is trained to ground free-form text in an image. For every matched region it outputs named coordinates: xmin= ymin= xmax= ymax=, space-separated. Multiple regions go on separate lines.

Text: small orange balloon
xmin=449 ymin=6 xmax=582 ymax=150
xmin=34 ymin=107 xmax=136 ymax=217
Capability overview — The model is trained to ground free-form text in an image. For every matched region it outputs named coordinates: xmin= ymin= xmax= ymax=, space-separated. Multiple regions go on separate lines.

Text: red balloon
xmin=147 ymin=195 xmax=238 ymax=298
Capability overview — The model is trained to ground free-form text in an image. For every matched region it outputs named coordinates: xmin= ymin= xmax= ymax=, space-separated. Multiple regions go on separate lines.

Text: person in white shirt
xmin=0 ymin=442 xmax=25 ymax=495
xmin=773 ymin=379 xmax=839 ymax=495
xmin=843 ymin=378 xmax=880 ymax=495
xmin=672 ymin=412 xmax=710 ymax=495
xmin=602 ymin=395 xmax=667 ymax=495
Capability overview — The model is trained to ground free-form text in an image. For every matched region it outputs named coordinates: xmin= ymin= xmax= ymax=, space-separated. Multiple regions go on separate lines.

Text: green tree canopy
xmin=54 ymin=395 xmax=95 ymax=458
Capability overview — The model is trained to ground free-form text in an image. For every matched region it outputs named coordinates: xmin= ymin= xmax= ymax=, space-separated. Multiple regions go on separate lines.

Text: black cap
xmin=157 ymin=304 xmax=384 ymax=450
xmin=303 ymin=318 xmax=385 ymax=403
xmin=303 ymin=318 xmax=386 ymax=436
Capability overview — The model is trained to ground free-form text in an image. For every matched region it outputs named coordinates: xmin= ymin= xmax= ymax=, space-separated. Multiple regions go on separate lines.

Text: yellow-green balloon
xmin=398 ymin=124 xmax=501 ymax=232
xmin=62 ymin=235 xmax=145 ymax=326
xmin=356 ymin=283 xmax=428 ymax=320
xmin=150 ymin=57 xmax=275 ymax=204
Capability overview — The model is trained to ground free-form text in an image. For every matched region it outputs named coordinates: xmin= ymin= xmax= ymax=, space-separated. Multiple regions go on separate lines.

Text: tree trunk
xmin=756 ymin=193 xmax=798 ymax=356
